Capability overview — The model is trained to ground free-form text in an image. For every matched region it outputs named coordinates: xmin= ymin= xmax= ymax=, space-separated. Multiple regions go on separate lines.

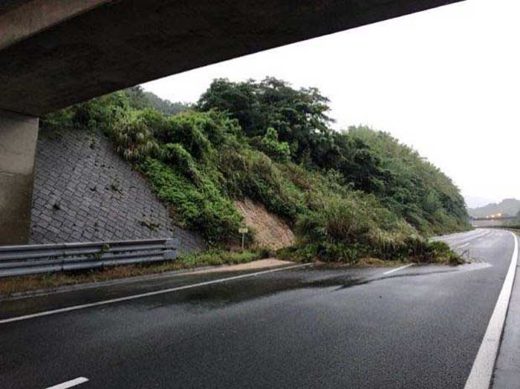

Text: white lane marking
xmin=46 ymin=377 xmax=89 ymax=389
xmin=453 ymin=231 xmax=492 ymax=246
xmin=382 ymin=263 xmax=414 ymax=276
xmin=464 ymin=232 xmax=519 ymax=389
xmin=457 ymin=242 xmax=470 ymax=250
xmin=0 ymin=263 xmax=312 ymax=324
xmin=439 ymin=229 xmax=488 ymax=243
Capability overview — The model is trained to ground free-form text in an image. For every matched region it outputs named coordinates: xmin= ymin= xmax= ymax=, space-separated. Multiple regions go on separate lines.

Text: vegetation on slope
xmin=124 ymin=86 xmax=191 ymax=115
xmin=41 ymin=78 xmax=469 ymax=264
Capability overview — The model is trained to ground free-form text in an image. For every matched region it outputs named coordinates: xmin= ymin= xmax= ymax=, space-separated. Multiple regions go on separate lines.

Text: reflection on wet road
xmin=0 ymin=229 xmax=516 ymax=389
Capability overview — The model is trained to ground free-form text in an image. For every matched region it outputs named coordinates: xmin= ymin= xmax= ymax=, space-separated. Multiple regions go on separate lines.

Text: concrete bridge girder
xmin=0 ymin=0 xmax=462 ymax=116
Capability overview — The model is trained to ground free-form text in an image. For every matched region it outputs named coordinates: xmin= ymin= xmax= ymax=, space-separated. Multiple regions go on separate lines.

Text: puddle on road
xmin=126 ymin=263 xmax=488 ymax=315
xmin=0 ymin=262 xmax=492 ymax=321
xmin=141 ymin=268 xmax=373 ymax=313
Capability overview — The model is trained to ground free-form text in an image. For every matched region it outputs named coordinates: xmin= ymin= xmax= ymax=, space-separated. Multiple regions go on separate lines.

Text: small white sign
xmin=239 ymin=227 xmax=249 ymax=234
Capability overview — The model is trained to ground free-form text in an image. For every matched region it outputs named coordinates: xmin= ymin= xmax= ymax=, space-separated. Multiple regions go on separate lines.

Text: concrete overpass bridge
xmin=0 ymin=0 xmax=462 ymax=244
xmin=471 ymin=216 xmax=518 ymax=228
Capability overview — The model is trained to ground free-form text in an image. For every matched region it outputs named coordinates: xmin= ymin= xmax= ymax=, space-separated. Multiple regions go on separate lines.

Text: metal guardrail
xmin=0 ymin=238 xmax=178 ymax=277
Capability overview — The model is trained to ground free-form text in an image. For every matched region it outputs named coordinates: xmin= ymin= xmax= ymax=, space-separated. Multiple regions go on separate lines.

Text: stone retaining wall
xmin=30 ymin=128 xmax=205 ymax=253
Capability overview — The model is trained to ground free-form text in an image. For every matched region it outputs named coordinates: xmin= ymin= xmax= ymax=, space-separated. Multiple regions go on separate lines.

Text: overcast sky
xmin=143 ymin=0 xmax=519 ymax=208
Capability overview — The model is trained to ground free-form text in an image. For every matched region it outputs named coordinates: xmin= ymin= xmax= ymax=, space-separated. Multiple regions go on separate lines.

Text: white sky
xmin=143 ymin=0 xmax=520 ymax=208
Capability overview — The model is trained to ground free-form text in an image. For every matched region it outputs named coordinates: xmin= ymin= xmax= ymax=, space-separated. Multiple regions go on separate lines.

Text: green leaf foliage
xmin=258 ymin=127 xmax=291 ymax=161
xmin=40 ymin=77 xmax=469 ymax=262
xmin=141 ymin=158 xmax=241 ymax=245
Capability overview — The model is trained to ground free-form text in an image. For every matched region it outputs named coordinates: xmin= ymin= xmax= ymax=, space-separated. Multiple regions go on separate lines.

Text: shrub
xmin=420 ymin=241 xmax=463 ymax=265
xmin=259 ymin=127 xmax=291 ymax=161
xmin=292 ymin=189 xmax=427 ymax=263
xmin=155 ymin=110 xmax=240 ymax=162
xmin=140 ymin=158 xmax=242 ymax=244
xmin=40 ymin=108 xmax=74 ymax=133
xmin=159 ymin=143 xmax=201 ymax=184
xmin=73 ymin=92 xmax=130 ymax=133
xmin=180 ymin=249 xmax=263 ymax=267
xmin=110 ymin=110 xmax=160 ymax=161
xmin=219 ymin=148 xmax=304 ymax=221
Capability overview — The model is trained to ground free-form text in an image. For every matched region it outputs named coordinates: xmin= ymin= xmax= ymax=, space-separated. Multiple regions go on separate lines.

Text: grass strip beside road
xmin=0 ymin=241 xmax=463 ymax=298
xmin=0 ymin=249 xmax=268 ymax=297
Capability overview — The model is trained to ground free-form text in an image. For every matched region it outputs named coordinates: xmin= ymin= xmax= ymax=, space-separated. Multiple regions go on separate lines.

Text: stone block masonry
xmin=30 ymin=128 xmax=205 ymax=253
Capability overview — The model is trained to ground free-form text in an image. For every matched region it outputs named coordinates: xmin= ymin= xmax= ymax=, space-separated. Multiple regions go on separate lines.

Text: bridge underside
xmin=0 ymin=0 xmax=462 ymax=244
xmin=0 ymin=0 xmax=462 ymax=116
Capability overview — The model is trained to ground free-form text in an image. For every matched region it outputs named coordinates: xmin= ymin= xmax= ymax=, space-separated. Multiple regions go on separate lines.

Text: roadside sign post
xmin=239 ymin=227 xmax=248 ymax=250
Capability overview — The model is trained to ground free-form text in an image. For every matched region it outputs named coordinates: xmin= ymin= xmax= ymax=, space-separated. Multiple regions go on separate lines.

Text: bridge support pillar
xmin=0 ymin=110 xmax=39 ymax=245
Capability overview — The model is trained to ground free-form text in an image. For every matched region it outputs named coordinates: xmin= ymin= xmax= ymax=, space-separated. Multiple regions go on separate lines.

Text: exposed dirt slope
xmin=235 ymin=198 xmax=295 ymax=250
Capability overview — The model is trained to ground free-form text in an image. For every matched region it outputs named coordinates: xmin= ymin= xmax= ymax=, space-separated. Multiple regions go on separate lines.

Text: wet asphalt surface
xmin=0 ymin=229 xmax=516 ymax=388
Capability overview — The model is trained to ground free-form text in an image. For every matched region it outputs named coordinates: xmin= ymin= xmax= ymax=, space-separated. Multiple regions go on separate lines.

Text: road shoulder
xmin=0 ymin=258 xmax=292 ymax=302
xmin=493 ymin=234 xmax=520 ymax=388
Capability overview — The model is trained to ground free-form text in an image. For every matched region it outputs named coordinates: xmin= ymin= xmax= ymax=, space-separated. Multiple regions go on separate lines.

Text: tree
xmin=197 ymin=77 xmax=333 ymax=163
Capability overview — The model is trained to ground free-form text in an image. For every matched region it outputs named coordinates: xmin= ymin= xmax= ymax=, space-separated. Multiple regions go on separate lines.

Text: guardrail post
xmin=164 ymin=238 xmax=178 ymax=248
xmin=163 ymin=238 xmax=178 ymax=260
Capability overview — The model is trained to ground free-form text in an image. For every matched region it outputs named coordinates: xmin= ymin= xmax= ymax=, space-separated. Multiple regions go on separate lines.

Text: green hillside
xmin=41 ymin=78 xmax=469 ymax=263
xmin=468 ymin=198 xmax=520 ymax=218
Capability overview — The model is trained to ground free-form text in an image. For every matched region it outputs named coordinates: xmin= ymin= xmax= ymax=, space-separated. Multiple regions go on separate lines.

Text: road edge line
xmin=0 ymin=263 xmax=312 ymax=325
xmin=464 ymin=232 xmax=519 ymax=389
xmin=382 ymin=263 xmax=414 ymax=276
xmin=46 ymin=377 xmax=89 ymax=389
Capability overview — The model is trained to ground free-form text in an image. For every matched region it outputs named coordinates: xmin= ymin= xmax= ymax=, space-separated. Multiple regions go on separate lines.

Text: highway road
xmin=0 ymin=229 xmax=518 ymax=388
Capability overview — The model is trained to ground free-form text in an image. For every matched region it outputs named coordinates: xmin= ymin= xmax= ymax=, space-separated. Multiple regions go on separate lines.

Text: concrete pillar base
xmin=0 ymin=110 xmax=39 ymax=245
